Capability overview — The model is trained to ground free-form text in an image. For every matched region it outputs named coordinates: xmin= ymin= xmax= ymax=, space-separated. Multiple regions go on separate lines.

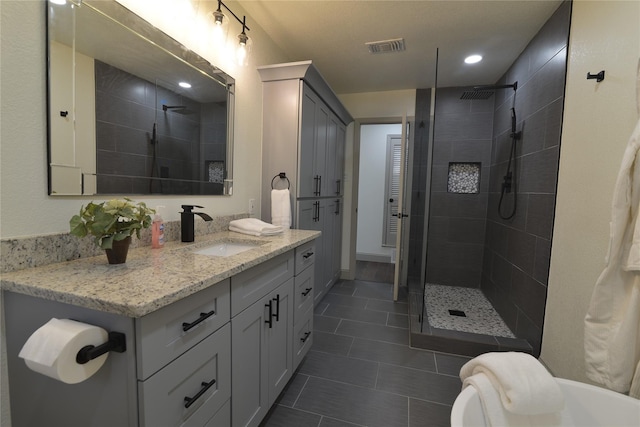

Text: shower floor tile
xmin=424 ymin=284 xmax=515 ymax=338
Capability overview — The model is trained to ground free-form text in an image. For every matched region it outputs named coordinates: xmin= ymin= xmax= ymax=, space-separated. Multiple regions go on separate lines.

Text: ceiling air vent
xmin=366 ymin=38 xmax=406 ymax=54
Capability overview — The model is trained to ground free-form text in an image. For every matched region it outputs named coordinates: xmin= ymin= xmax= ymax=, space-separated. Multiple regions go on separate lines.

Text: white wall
xmin=356 ymin=124 xmax=401 ymax=260
xmin=541 ymin=0 xmax=640 ymax=383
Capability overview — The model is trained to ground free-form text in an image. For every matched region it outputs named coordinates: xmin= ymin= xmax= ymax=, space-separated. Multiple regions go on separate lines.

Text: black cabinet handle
xmin=336 ymin=179 xmax=341 ymax=195
xmin=300 ymin=331 xmax=311 ymax=343
xmin=184 ymin=379 xmax=216 ymax=408
xmin=265 ymin=300 xmax=273 ymax=328
xmin=182 ymin=310 xmax=215 ymax=332
xmin=318 ymin=175 xmax=322 ymax=196
xmin=313 ymin=175 xmax=320 ymax=196
xmin=303 ymin=251 xmax=314 ymax=259
xmin=273 ymin=294 xmax=280 ymax=322
xmin=335 ymin=199 xmax=340 ymax=215
xmin=302 ymin=287 xmax=312 ymax=297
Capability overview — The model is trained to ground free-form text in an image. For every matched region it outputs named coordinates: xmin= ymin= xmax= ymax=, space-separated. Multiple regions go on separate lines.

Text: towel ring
xmin=271 ymin=172 xmax=290 ymax=190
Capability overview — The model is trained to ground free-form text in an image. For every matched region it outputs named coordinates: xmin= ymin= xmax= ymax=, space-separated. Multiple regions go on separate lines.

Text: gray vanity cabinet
xmin=292 ymin=241 xmax=315 ymax=369
xmin=230 ymin=252 xmax=295 ymax=427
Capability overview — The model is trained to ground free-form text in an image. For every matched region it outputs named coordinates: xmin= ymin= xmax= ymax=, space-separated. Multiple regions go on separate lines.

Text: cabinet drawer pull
xmin=182 ymin=310 xmax=215 ymax=332
xmin=300 ymin=331 xmax=312 ymax=343
xmin=265 ymin=300 xmax=273 ymax=328
xmin=302 ymin=251 xmax=314 ymax=259
xmin=301 ymin=287 xmax=312 ymax=297
xmin=273 ymin=294 xmax=280 ymax=322
xmin=184 ymin=379 xmax=216 ymax=409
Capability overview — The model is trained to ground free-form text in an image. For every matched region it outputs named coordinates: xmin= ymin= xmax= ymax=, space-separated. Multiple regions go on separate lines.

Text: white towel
xmin=459 ymin=352 xmax=565 ymax=415
xmin=462 ymin=373 xmax=566 ymax=427
xmin=229 ymin=218 xmax=283 ymax=237
xmin=271 ymin=189 xmax=291 ymax=229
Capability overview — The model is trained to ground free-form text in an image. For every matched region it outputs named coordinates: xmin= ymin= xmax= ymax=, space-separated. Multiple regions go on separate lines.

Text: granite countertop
xmin=0 ymin=230 xmax=320 ymax=318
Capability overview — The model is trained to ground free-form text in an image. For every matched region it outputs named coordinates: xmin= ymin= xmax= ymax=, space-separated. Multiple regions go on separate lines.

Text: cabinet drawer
xmin=204 ymin=399 xmax=230 ymax=427
xmin=136 ymin=280 xmax=230 ymax=380
xmin=293 ymin=265 xmax=313 ymax=324
xmin=231 ymin=251 xmax=294 ymax=317
xmin=293 ymin=307 xmax=313 ymax=370
xmin=138 ymin=323 xmax=231 ymax=427
xmin=294 ymin=240 xmax=315 ymax=275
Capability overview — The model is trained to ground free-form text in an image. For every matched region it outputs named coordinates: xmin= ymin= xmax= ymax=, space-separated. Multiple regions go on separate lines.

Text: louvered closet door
xmin=383 ymin=136 xmax=402 ymax=246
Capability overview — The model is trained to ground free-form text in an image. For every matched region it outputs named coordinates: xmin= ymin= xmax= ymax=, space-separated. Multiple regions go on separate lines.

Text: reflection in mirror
xmin=47 ymin=0 xmax=235 ymax=196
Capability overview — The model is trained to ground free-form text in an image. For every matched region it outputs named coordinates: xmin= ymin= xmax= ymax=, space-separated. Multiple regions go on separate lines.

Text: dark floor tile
xmin=387 ymin=313 xmax=409 ymax=329
xmin=295 ymin=376 xmax=408 ymax=427
xmin=298 ymin=351 xmax=379 ymax=388
xmin=323 ymin=304 xmax=388 ymax=325
xmin=366 ymin=298 xmax=409 ymax=314
xmin=260 ymin=405 xmax=321 ymax=427
xmin=322 ymin=292 xmax=369 ymax=309
xmin=276 ymin=374 xmax=309 ymax=407
xmin=314 ymin=315 xmax=340 ymax=333
xmin=336 ymin=319 xmax=410 ymax=346
xmin=314 ymin=302 xmax=329 ymax=315
xmin=349 ymin=338 xmax=436 ymax=372
xmin=409 ymin=398 xmax=452 ymax=427
xmin=434 ymin=353 xmax=471 ymax=377
xmin=319 ymin=417 xmax=363 ymax=427
xmin=376 ymin=363 xmax=463 ymax=405
xmin=312 ymin=331 xmax=353 ymax=356
xmin=353 ymin=283 xmax=394 ymax=300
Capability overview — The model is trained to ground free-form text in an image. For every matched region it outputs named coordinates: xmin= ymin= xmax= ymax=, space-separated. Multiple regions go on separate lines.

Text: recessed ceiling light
xmin=179 ymin=82 xmax=192 ymax=88
xmin=464 ymin=55 xmax=483 ymax=64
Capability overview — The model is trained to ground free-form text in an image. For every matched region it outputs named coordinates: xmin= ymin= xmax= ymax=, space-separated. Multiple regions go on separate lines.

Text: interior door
xmin=392 ymin=116 xmax=408 ymax=301
xmin=383 ymin=135 xmax=402 ymax=246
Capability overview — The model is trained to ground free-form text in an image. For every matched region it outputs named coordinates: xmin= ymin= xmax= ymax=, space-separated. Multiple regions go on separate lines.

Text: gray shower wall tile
xmin=527 ymin=1 xmax=572 ymax=75
xmin=511 ymin=268 xmax=548 ymax=328
xmin=507 ymin=228 xmax=536 ymax=275
xmin=434 ymin=111 xmax=494 ymax=141
xmin=519 ymin=146 xmax=560 ymax=194
xmin=447 ymin=217 xmax=486 ymax=245
xmin=96 ymin=149 xmax=147 ymax=176
xmin=451 ymin=139 xmax=493 ymax=165
xmin=515 ymin=310 xmax=543 ymax=358
xmin=533 ymin=238 xmax=552 ymax=285
xmin=526 ymin=193 xmax=556 ymax=239
xmin=490 ymin=253 xmax=513 ymax=291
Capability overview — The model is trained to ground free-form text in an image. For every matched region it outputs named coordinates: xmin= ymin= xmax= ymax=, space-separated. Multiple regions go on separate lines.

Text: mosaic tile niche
xmin=448 ymin=162 xmax=481 ymax=194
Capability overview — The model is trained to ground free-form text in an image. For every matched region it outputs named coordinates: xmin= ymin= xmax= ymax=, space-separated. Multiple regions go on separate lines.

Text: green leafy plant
xmin=69 ymin=198 xmax=154 ymax=250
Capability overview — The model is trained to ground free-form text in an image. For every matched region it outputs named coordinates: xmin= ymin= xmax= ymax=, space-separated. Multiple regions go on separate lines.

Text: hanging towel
xmin=584 ymin=105 xmax=640 ymax=393
xmin=459 ymin=352 xmax=565 ymax=415
xmin=271 ymin=189 xmax=291 ymax=229
xmin=229 ymin=218 xmax=283 ymax=237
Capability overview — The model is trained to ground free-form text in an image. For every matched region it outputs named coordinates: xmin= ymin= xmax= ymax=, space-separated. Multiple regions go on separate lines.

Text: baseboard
xmin=356 ymin=253 xmax=392 ymax=263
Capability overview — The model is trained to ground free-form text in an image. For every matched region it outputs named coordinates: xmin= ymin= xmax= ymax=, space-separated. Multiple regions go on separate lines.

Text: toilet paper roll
xmin=19 ymin=318 xmax=109 ymax=384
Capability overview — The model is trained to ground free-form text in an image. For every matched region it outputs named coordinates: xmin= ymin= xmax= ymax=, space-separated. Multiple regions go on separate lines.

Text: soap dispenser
xmin=151 ymin=206 xmax=165 ymax=249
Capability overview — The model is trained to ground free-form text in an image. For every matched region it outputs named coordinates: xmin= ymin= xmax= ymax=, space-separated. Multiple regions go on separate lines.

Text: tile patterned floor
xmin=260 ymin=279 xmax=471 ymax=427
xmin=354 ymin=261 xmax=395 ymax=284
xmin=424 ymin=284 xmax=516 ymax=338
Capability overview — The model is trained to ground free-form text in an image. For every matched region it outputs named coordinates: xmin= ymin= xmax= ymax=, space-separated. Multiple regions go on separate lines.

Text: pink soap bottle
xmin=151 ymin=206 xmax=165 ymax=249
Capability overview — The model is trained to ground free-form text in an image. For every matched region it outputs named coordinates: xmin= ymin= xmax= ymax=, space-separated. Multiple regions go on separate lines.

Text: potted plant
xmin=70 ymin=198 xmax=154 ymax=264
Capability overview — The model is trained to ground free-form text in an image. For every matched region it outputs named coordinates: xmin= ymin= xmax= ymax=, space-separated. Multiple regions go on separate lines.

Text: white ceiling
xmin=238 ymin=0 xmax=564 ymax=94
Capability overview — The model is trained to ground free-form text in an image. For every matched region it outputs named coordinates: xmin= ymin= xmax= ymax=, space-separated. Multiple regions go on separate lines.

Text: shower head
xmin=460 ymin=90 xmax=494 ymax=100
xmin=473 ymin=82 xmax=518 ymax=92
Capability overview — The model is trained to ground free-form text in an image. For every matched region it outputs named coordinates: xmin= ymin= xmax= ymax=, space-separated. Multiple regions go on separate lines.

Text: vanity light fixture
xmin=212 ymin=0 xmax=252 ymax=66
xmin=464 ymin=54 xmax=483 ymax=64
xmin=178 ymin=82 xmax=192 ymax=88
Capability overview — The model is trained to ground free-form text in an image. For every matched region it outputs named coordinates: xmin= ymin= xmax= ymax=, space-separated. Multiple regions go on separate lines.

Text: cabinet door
xmin=326 ymin=115 xmax=338 ymax=196
xmin=335 ymin=122 xmax=346 ymax=196
xmin=231 ymin=297 xmax=269 ymax=427
xmin=321 ymin=199 xmax=335 ymax=295
xmin=314 ymin=103 xmax=329 ymax=196
xmin=331 ymin=198 xmax=343 ymax=285
xmin=298 ymin=86 xmax=318 ymax=198
xmin=266 ymin=278 xmax=294 ymax=401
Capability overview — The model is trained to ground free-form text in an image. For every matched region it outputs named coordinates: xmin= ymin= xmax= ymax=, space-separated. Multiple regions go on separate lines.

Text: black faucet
xmin=181 ymin=205 xmax=213 ymax=242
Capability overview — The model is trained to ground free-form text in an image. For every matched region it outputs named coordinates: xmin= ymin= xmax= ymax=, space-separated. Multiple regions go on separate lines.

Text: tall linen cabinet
xmin=259 ymin=61 xmax=353 ymax=304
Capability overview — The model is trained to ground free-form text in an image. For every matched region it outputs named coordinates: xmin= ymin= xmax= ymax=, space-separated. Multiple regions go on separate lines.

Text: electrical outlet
xmin=248 ymin=199 xmax=255 ymax=216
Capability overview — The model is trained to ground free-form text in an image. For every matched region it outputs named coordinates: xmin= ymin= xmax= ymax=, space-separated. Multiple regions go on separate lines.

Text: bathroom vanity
xmin=2 ymin=229 xmax=318 ymax=427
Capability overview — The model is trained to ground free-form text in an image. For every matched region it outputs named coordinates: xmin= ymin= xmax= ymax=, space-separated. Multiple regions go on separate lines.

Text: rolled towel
xmin=459 ymin=352 xmax=565 ymax=415
xmin=229 ymin=218 xmax=283 ymax=237
xmin=271 ymin=189 xmax=291 ymax=229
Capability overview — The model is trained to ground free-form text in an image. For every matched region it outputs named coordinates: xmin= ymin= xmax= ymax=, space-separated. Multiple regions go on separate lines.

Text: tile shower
xmin=407 ymin=1 xmax=571 ymax=357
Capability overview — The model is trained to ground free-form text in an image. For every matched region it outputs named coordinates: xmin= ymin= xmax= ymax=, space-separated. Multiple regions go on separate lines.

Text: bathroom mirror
xmin=47 ymin=0 xmax=235 ymax=196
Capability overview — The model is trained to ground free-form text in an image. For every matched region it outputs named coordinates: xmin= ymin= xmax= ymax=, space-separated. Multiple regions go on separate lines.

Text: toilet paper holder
xmin=75 ymin=331 xmax=126 ymax=365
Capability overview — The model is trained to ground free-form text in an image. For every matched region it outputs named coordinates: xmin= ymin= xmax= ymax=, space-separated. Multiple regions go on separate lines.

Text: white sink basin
xmin=193 ymin=241 xmax=260 ymax=257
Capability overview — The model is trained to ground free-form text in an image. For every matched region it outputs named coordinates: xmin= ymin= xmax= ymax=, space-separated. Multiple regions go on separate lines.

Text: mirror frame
xmin=46 ymin=0 xmax=235 ymax=196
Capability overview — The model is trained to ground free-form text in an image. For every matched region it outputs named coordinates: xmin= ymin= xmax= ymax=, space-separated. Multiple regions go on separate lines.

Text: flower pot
xmin=105 ymin=236 xmax=131 ymax=264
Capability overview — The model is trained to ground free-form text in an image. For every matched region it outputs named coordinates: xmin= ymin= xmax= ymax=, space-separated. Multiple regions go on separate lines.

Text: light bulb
xmin=236 ymin=32 xmax=251 ymax=66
